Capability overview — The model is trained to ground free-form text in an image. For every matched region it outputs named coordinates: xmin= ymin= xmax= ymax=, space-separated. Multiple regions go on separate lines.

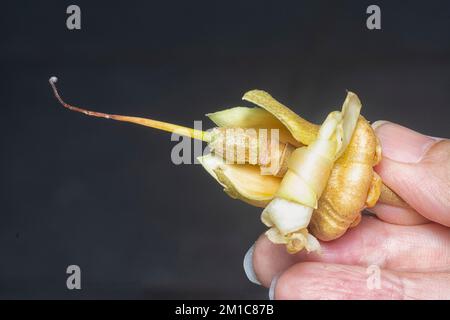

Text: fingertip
xmin=253 ymin=233 xmax=299 ymax=287
xmin=375 ymin=151 xmax=450 ymax=227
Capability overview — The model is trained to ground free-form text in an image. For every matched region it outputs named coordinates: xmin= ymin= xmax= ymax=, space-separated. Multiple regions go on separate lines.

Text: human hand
xmin=244 ymin=121 xmax=450 ymax=299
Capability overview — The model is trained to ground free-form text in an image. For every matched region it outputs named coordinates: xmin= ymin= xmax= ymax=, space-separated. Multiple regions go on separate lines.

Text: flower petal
xmin=207 ymin=106 xmax=300 ymax=146
xmin=242 ymin=90 xmax=319 ymax=145
xmin=198 ymin=154 xmax=281 ymax=207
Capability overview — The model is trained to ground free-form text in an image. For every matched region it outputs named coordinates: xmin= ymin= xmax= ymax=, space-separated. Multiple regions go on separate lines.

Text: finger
xmin=251 ymin=216 xmax=450 ymax=287
xmin=366 ymin=203 xmax=429 ymax=225
xmin=373 ymin=121 xmax=450 ymax=226
xmin=273 ymin=262 xmax=450 ymax=300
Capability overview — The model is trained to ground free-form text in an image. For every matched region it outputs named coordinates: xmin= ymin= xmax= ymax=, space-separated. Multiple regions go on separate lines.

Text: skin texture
xmin=249 ymin=122 xmax=450 ymax=299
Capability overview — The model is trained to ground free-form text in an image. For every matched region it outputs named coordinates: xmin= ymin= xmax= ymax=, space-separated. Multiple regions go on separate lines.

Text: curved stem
xmin=48 ymin=77 xmax=211 ymax=142
xmin=378 ymin=183 xmax=408 ymax=208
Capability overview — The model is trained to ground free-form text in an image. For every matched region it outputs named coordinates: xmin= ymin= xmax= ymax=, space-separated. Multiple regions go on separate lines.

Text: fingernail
xmin=373 ymin=121 xmax=438 ymax=164
xmin=243 ymin=244 xmax=261 ymax=285
xmin=268 ymin=273 xmax=280 ymax=300
xmin=371 ymin=120 xmax=389 ymax=131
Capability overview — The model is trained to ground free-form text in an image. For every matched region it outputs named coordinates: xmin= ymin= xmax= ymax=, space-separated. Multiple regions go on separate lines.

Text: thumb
xmin=373 ymin=121 xmax=450 ymax=226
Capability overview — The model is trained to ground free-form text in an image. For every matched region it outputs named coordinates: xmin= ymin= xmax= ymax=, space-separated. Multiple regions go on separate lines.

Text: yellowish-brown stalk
xmin=49 ymin=77 xmax=211 ymax=142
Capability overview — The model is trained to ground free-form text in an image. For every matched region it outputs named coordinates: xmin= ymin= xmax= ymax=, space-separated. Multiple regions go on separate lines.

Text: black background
xmin=1 ymin=0 xmax=449 ymax=299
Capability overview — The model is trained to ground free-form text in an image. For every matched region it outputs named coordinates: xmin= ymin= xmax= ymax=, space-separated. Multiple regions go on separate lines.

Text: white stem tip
xmin=49 ymin=76 xmax=58 ymax=83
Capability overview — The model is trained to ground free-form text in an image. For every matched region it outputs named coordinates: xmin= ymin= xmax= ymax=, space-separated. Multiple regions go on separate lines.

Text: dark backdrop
xmin=1 ymin=0 xmax=449 ymax=299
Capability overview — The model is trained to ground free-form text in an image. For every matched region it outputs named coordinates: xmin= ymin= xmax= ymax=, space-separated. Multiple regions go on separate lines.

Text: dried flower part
xmin=206 ymin=107 xmax=297 ymax=176
xmin=197 ymin=154 xmax=282 ymax=207
xmin=207 ymin=106 xmax=301 ymax=147
xmin=261 ymin=92 xmax=362 ymax=253
xmin=208 ymin=127 xmax=294 ymax=176
xmin=206 ymin=103 xmax=402 ymax=208
xmin=242 ymin=90 xmax=319 ymax=146
xmin=49 ymin=77 xmax=408 ymax=254
xmin=199 ymin=89 xmax=403 ymax=251
xmin=208 ymin=128 xmax=262 ymax=165
xmin=262 ymin=198 xmax=313 ymax=234
xmin=378 ymin=181 xmax=408 ymax=207
xmin=259 ymin=143 xmax=294 ymax=177
xmin=265 ymin=227 xmax=321 ymax=253
xmin=309 ymin=117 xmax=381 ymax=241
